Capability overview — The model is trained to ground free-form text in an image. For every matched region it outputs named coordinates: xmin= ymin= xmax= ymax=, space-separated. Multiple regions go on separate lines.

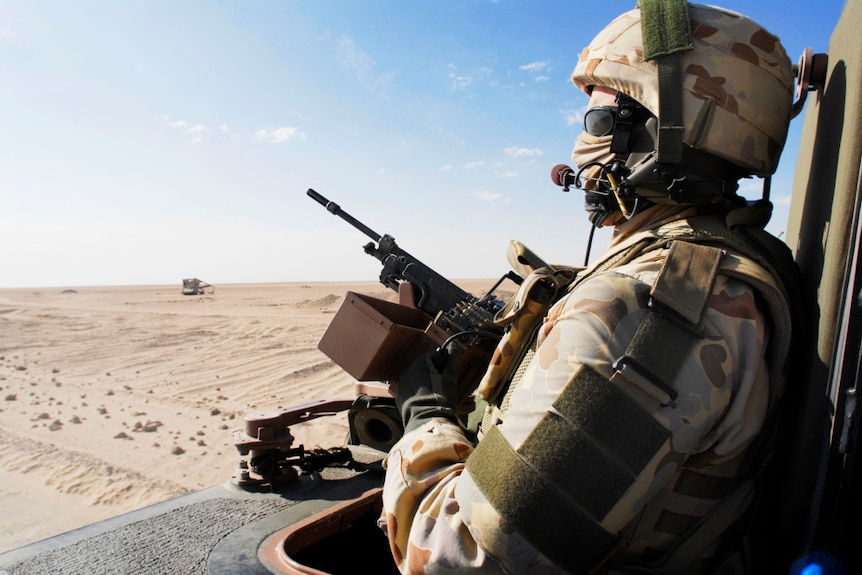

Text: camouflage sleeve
xmin=380 ymin=418 xmax=508 ymax=574
xmin=381 ymin=256 xmax=769 ymax=573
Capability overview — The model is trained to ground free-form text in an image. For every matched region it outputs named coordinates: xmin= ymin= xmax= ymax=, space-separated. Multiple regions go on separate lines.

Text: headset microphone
xmin=551 ymin=164 xmax=577 ymax=191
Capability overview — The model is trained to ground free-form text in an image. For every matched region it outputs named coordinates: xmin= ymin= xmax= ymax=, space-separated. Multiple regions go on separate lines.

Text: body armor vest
xmin=469 ymin=210 xmax=797 ymax=574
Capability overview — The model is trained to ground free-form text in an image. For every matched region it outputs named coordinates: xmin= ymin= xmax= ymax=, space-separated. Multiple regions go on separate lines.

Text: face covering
xmin=571 ymin=133 xmax=615 ymax=191
xmin=571 ymin=132 xmax=625 ymax=227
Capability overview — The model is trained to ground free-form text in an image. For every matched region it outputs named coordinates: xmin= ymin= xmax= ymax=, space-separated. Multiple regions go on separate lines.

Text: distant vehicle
xmin=2 ymin=2 xmax=861 ymax=574
xmin=182 ymin=278 xmax=213 ymax=295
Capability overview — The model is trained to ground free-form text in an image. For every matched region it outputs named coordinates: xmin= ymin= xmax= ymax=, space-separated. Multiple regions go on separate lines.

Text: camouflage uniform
xmin=380 ymin=207 xmax=788 ymax=574
xmin=380 ymin=4 xmax=794 ymax=574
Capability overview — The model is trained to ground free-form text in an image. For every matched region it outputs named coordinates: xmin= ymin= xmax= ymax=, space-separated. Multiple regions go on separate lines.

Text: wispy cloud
xmin=521 ymin=61 xmax=550 ymax=83
xmin=254 ymin=126 xmax=307 ymax=143
xmin=504 ymin=146 xmax=543 ymax=158
xmin=337 ymin=35 xmax=397 ymax=93
xmin=448 ymin=63 xmax=473 ymax=91
xmin=448 ymin=63 xmax=497 ymax=92
xmin=520 ymin=61 xmax=548 ymax=73
xmin=464 ymin=160 xmax=487 ymax=169
xmin=337 ymin=36 xmax=375 ymax=79
xmin=160 ymin=115 xmax=304 ymax=144
xmin=476 ymin=190 xmax=503 ymax=202
xmin=159 ymin=115 xmax=209 ymax=143
xmin=220 ymin=123 xmax=240 ymax=140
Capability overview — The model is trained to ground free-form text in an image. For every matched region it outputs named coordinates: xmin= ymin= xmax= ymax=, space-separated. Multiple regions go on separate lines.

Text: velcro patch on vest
xmin=467 ymin=365 xmax=672 ymax=572
xmin=619 ymin=311 xmax=697 ymax=401
xmin=652 ymin=241 xmax=722 ymax=325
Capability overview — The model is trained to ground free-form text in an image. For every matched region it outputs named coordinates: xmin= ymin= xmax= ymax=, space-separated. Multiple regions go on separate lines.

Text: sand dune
xmin=0 ymin=280 xmax=498 ymax=553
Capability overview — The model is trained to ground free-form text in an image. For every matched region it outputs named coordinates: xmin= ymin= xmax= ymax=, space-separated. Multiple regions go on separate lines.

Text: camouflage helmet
xmin=571 ymin=3 xmax=794 ymax=177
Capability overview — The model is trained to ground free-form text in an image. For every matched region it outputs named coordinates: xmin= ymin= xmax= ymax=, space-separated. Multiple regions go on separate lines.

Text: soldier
xmin=380 ymin=2 xmax=797 ymax=573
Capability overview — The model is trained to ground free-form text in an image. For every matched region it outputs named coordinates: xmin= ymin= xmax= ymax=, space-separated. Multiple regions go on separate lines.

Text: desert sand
xmin=0 ymin=279 xmax=497 ymax=553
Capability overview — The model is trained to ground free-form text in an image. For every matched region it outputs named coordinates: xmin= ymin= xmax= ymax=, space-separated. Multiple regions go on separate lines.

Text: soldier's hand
xmin=393 ymin=341 xmax=466 ymax=434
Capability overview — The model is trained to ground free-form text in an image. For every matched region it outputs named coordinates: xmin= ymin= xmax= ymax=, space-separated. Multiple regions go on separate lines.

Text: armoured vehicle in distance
xmin=182 ymin=278 xmax=214 ymax=295
xmin=2 ymin=1 xmax=861 ymax=573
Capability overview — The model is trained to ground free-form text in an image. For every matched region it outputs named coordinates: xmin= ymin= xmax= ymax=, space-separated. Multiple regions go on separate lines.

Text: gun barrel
xmin=307 ymin=188 xmax=381 ymax=242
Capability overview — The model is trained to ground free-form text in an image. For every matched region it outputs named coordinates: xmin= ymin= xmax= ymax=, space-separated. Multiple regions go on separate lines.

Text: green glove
xmin=395 ymin=342 xmax=466 ymax=434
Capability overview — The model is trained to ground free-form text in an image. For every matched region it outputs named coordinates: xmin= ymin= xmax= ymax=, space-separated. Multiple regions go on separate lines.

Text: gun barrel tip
xmin=307 ymin=189 xmax=328 ymax=205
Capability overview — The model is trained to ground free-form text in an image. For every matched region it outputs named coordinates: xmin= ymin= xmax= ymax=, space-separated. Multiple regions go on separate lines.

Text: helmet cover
xmin=571 ymin=3 xmax=794 ymax=176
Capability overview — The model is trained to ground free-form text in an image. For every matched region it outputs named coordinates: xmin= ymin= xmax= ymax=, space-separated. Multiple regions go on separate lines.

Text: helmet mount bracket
xmin=791 ymin=47 xmax=829 ymax=119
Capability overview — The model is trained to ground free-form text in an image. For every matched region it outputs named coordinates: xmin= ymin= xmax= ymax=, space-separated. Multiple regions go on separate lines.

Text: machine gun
xmin=230 ymin=190 xmax=522 ymax=474
xmin=308 ymin=188 xmax=518 ymax=396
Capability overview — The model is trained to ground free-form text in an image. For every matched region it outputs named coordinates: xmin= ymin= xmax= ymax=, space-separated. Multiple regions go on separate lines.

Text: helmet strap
xmin=613 ymin=117 xmax=745 ymax=207
xmin=638 ymin=0 xmax=694 ymax=165
xmin=609 ymin=93 xmax=649 ymax=156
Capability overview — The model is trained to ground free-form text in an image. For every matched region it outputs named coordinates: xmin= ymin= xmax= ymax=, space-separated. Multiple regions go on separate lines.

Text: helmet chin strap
xmin=580 ymin=161 xmax=644 ymax=228
xmin=600 ymin=116 xmax=743 ymax=210
xmin=577 ymin=114 xmax=660 ymax=228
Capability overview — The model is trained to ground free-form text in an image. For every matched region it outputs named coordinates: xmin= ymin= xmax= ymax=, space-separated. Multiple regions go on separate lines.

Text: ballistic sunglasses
xmin=583 ymin=94 xmax=650 ymax=137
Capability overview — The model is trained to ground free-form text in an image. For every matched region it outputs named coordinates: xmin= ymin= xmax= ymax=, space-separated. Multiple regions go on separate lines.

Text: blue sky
xmin=0 ymin=1 xmax=846 ymax=288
